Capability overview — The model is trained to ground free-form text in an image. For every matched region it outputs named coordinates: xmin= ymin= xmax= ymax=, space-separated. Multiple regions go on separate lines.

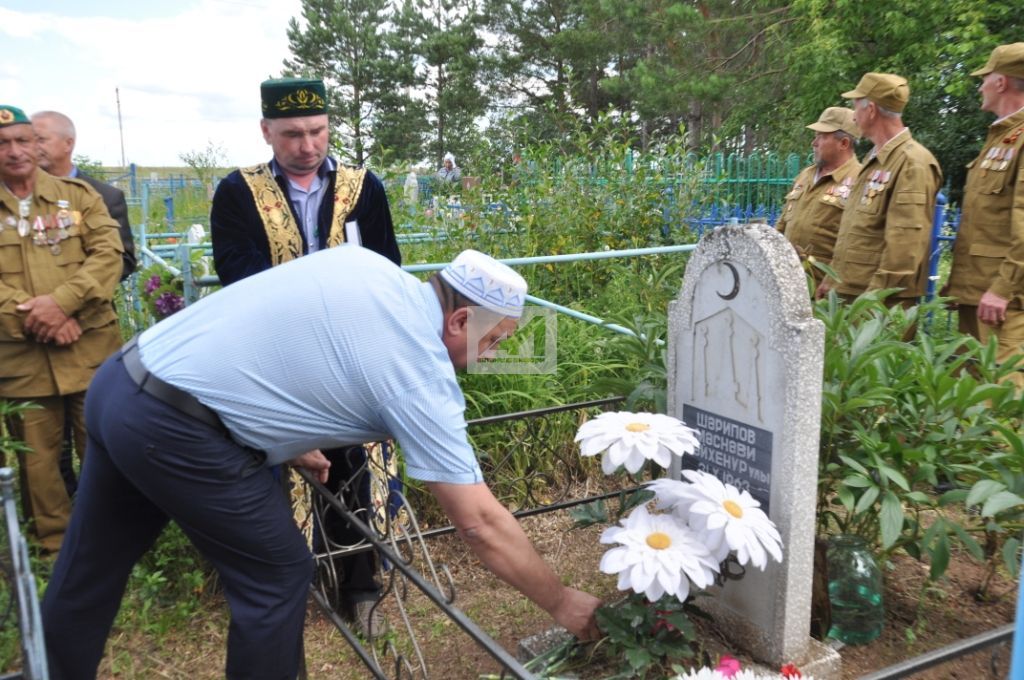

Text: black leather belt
xmin=121 ymin=337 xmax=225 ymax=432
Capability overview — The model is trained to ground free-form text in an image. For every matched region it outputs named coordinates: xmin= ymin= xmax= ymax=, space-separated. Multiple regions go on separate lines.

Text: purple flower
xmin=144 ymin=274 xmax=162 ymax=294
xmin=154 ymin=291 xmax=185 ymax=318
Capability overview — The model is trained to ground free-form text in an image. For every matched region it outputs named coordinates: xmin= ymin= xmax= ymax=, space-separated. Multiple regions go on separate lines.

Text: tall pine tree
xmin=284 ymin=0 xmax=389 ymax=165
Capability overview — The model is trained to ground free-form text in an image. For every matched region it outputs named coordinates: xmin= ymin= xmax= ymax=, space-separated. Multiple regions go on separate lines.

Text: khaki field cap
xmin=806 ymin=107 xmax=860 ymax=138
xmin=971 ymin=43 xmax=1024 ymax=79
xmin=842 ymin=73 xmax=910 ymax=113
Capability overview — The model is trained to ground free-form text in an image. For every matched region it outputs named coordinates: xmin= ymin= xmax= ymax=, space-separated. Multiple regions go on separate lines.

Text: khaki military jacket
xmin=0 ymin=169 xmax=124 ymax=398
xmin=776 ymin=155 xmax=861 ymax=264
xmin=830 ymin=129 xmax=942 ymax=298
xmin=947 ymin=107 xmax=1024 ymax=309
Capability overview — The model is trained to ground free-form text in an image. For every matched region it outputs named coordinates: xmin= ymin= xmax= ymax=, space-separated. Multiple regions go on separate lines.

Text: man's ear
xmin=445 ymin=306 xmax=470 ymax=336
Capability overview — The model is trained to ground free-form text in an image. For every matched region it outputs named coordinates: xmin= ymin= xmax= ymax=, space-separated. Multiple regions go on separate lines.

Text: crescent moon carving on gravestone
xmin=717 ymin=261 xmax=740 ymax=300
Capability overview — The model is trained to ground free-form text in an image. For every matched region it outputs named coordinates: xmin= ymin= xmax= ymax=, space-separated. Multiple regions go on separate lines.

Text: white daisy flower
xmin=672 ymin=670 xmax=814 ymax=680
xmin=671 ymin=669 xmax=724 ymax=680
xmin=575 ymin=411 xmax=700 ymax=475
xmin=599 ymin=505 xmax=719 ymax=602
xmin=645 ymin=476 xmax=699 ymax=518
xmin=680 ymin=469 xmax=783 ymax=570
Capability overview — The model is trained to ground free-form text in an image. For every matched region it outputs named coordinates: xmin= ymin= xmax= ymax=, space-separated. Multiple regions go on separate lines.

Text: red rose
xmin=780 ymin=662 xmax=802 ymax=678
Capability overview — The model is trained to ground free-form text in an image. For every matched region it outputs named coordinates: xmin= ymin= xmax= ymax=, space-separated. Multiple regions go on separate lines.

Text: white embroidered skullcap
xmin=439 ymin=249 xmax=527 ymax=318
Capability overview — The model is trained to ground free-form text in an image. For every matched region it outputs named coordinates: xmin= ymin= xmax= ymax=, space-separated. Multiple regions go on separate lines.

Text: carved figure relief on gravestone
xmin=694 ymin=308 xmax=764 ymax=424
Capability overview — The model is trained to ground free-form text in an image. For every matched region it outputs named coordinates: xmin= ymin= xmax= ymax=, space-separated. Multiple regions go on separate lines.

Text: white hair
xmin=855 ymin=98 xmax=901 ymax=119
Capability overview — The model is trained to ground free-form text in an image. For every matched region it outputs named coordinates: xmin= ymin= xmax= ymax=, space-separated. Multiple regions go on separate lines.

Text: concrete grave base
xmin=516 ymin=625 xmax=573 ymax=664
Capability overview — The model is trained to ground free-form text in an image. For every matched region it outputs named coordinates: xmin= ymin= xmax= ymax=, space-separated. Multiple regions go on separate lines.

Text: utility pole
xmin=116 ymin=87 xmax=126 ymax=169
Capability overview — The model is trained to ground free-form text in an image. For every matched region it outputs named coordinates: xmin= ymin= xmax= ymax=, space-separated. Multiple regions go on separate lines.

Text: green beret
xmin=261 ymin=78 xmax=328 ymax=119
xmin=0 ymin=105 xmax=30 ymax=128
xmin=841 ymin=73 xmax=910 ymax=113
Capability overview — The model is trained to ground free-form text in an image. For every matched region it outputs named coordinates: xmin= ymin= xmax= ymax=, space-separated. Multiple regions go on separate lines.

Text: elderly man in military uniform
xmin=946 ymin=44 xmax=1024 ymax=389
xmin=816 ymin=73 xmax=942 ymax=303
xmin=776 ymin=107 xmax=861 ymax=287
xmin=0 ymin=105 xmax=123 ymax=553
xmin=33 ymin=109 xmax=139 ymax=500
xmin=32 ymin=111 xmax=136 ymax=282
xmin=210 ymin=78 xmax=401 ymax=636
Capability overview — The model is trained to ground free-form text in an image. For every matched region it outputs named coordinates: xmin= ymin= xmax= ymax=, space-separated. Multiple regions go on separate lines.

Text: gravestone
xmin=668 ymin=223 xmax=840 ymax=676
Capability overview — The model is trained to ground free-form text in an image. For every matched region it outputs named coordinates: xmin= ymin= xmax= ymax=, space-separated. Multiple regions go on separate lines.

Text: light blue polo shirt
xmin=137 ymin=246 xmax=482 ymax=484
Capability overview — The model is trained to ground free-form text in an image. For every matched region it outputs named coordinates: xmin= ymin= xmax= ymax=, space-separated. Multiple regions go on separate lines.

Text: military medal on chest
xmin=983 ymin=145 xmax=1015 ymax=174
xmin=17 ymin=196 xmax=31 ymax=237
xmin=836 ymin=176 xmax=853 ymax=201
xmin=56 ymin=200 xmax=72 ymax=239
xmin=822 ymin=178 xmax=849 ymax=205
xmin=999 ymin=147 xmax=1014 ymax=172
xmin=17 ymin=198 xmax=75 ymax=254
xmin=861 ymin=170 xmax=890 ymax=205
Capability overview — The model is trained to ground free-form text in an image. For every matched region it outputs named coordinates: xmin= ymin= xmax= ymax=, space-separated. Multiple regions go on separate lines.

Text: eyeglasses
xmin=479 ymin=332 xmax=511 ymax=358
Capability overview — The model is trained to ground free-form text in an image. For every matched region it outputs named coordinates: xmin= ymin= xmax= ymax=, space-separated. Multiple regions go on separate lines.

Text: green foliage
xmin=284 ymin=0 xmax=392 ymax=164
xmin=72 ymin=154 xmax=103 ymax=177
xmin=115 ymin=525 xmax=212 ymax=635
xmin=178 ymin=141 xmax=227 ymax=188
xmin=816 ymin=291 xmax=1024 ymax=584
xmin=594 ymin=594 xmax=700 ymax=678
xmin=418 ymin=0 xmax=489 ymax=164
xmin=372 ymin=0 xmax=432 ymax=164
xmin=591 ymin=313 xmax=670 ymax=414
xmin=499 ymin=595 xmax=705 ymax=679
xmin=274 ymin=0 xmax=1023 ymax=177
xmin=0 ymin=401 xmax=38 ymax=457
xmin=783 ymin=0 xmax=1022 ymax=199
xmin=570 ymin=488 xmax=655 ymax=529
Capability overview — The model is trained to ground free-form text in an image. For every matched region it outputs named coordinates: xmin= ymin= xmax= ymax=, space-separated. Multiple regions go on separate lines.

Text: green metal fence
xmin=389 ymin=150 xmax=813 ymax=217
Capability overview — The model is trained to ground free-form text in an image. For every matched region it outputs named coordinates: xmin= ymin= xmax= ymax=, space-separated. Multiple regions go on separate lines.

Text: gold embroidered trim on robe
xmin=328 ymin=166 xmax=367 ymax=248
xmin=288 ymin=441 xmax=406 ymax=551
xmin=240 ymin=163 xmax=367 ymax=264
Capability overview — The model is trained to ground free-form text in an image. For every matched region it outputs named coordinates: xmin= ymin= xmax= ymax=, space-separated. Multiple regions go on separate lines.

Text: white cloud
xmin=1 ymin=0 xmax=303 ymax=166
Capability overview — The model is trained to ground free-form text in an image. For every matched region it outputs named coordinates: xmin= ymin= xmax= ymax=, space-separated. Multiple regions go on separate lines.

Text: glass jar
xmin=826 ymin=534 xmax=884 ymax=645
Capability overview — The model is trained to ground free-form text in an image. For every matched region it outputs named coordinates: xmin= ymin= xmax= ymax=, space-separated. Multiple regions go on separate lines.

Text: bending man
xmin=41 ymin=247 xmax=601 ymax=679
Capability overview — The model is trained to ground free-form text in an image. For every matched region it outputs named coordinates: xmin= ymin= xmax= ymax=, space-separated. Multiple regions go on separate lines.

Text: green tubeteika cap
xmin=260 ymin=78 xmax=328 ymax=119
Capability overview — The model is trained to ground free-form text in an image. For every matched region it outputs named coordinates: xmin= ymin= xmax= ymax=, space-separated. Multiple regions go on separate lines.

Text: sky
xmin=0 ymin=0 xmax=304 ymax=167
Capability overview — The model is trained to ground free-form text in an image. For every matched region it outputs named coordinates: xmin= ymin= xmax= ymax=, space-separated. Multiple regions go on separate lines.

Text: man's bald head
xmin=31 ymin=110 xmax=77 ymax=176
